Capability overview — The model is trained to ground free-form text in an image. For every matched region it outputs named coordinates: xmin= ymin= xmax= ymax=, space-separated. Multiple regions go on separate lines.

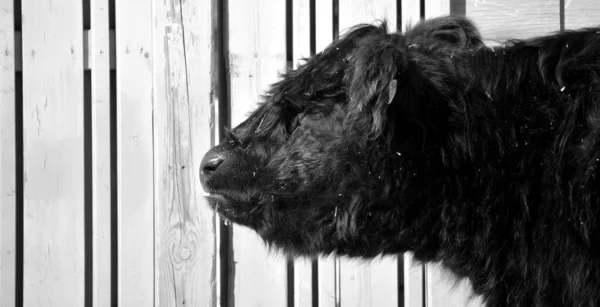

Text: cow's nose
xmin=200 ymin=151 xmax=225 ymax=185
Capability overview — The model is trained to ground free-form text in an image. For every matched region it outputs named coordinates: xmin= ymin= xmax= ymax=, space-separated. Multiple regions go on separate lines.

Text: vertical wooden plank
xmin=21 ymin=0 xmax=84 ymax=305
xmin=339 ymin=257 xmax=398 ymax=307
xmin=90 ymin=0 xmax=112 ymax=304
xmin=228 ymin=1 xmax=288 ymax=306
xmin=336 ymin=2 xmax=398 ymax=306
xmin=425 ymin=263 xmax=484 ymax=307
xmin=564 ymin=0 xmax=600 ymax=29
xmin=0 ymin=0 xmax=16 ymax=305
xmin=153 ymin=0 xmax=217 ymax=306
xmin=292 ymin=1 xmax=313 ymax=306
xmin=314 ymin=3 xmax=337 ymax=306
xmin=424 ymin=0 xmax=450 ymax=19
xmin=315 ymin=0 xmax=334 ymax=53
xmin=404 ymin=253 xmax=424 ymax=307
xmin=318 ymin=257 xmax=337 ymax=307
xmin=116 ymin=0 xmax=154 ymax=305
xmin=339 ymin=0 xmax=397 ymax=34
xmin=466 ymin=0 xmax=560 ymax=42
xmin=401 ymin=0 xmax=421 ymax=31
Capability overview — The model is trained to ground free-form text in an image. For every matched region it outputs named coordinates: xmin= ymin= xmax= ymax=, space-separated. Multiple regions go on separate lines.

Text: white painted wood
xmin=313 ymin=4 xmax=339 ymax=305
xmin=116 ymin=0 xmax=154 ymax=305
xmin=90 ymin=0 xmax=112 ymax=305
xmin=466 ymin=0 xmax=560 ymax=43
xmin=153 ymin=0 xmax=217 ymax=306
xmin=293 ymin=0 xmax=312 ymax=65
xmin=21 ymin=0 xmax=85 ymax=305
xmin=339 ymin=0 xmax=397 ymax=35
xmin=404 ymin=253 xmax=424 ymax=307
xmin=336 ymin=2 xmax=399 ymax=306
xmin=292 ymin=1 xmax=314 ymax=305
xmin=315 ymin=0 xmax=334 ymax=53
xmin=318 ymin=256 xmax=337 ymax=307
xmin=401 ymin=0 xmax=422 ymax=31
xmin=339 ymin=257 xmax=399 ymax=307
xmin=294 ymin=258 xmax=314 ymax=307
xmin=565 ymin=0 xmax=600 ymax=29
xmin=0 ymin=1 xmax=16 ymax=306
xmin=424 ymin=0 xmax=450 ymax=19
xmin=15 ymin=30 xmax=116 ymax=71
xmin=228 ymin=1 xmax=288 ymax=306
xmin=426 ymin=263 xmax=485 ymax=307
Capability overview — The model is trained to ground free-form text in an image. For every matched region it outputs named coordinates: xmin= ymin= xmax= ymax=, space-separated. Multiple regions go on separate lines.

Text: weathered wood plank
xmin=115 ymin=0 xmax=154 ymax=305
xmin=153 ymin=0 xmax=217 ymax=306
xmin=339 ymin=0 xmax=397 ymax=34
xmin=227 ymin=1 xmax=288 ymax=306
xmin=401 ymin=0 xmax=421 ymax=31
xmin=15 ymin=30 xmax=116 ymax=71
xmin=90 ymin=0 xmax=112 ymax=305
xmin=21 ymin=0 xmax=85 ymax=305
xmin=315 ymin=0 xmax=334 ymax=53
xmin=0 ymin=1 xmax=16 ymax=306
xmin=292 ymin=1 xmax=314 ymax=306
xmin=313 ymin=4 xmax=338 ymax=305
xmin=564 ymin=0 xmax=600 ymax=29
xmin=466 ymin=0 xmax=560 ymax=43
xmin=404 ymin=253 xmax=424 ymax=307
xmin=426 ymin=263 xmax=484 ymax=307
xmin=336 ymin=2 xmax=399 ymax=306
xmin=339 ymin=257 xmax=399 ymax=307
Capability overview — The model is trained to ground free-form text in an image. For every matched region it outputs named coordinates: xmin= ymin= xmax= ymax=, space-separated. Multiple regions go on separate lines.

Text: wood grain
xmin=426 ymin=263 xmax=484 ymax=307
xmin=228 ymin=1 xmax=289 ymax=306
xmin=339 ymin=257 xmax=399 ymax=307
xmin=404 ymin=253 xmax=424 ymax=307
xmin=115 ymin=0 xmax=154 ymax=305
xmin=339 ymin=0 xmax=397 ymax=34
xmin=564 ymin=0 xmax=600 ymax=29
xmin=21 ymin=0 xmax=85 ymax=305
xmin=292 ymin=1 xmax=314 ymax=305
xmin=153 ymin=0 xmax=217 ymax=306
xmin=90 ymin=0 xmax=112 ymax=305
xmin=401 ymin=0 xmax=422 ymax=31
xmin=336 ymin=2 xmax=400 ymax=306
xmin=466 ymin=0 xmax=560 ymax=43
xmin=0 ymin=0 xmax=16 ymax=305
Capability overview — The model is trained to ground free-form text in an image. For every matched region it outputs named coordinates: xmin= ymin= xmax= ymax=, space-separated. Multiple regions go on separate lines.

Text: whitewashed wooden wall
xmin=1 ymin=0 xmax=598 ymax=306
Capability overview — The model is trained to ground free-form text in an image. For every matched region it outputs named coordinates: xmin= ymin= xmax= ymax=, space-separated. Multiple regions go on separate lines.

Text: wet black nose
xmin=200 ymin=151 xmax=225 ymax=185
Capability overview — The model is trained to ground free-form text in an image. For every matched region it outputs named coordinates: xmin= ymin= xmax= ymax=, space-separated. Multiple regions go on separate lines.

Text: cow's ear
xmin=406 ymin=16 xmax=483 ymax=49
xmin=346 ymin=33 xmax=405 ymax=139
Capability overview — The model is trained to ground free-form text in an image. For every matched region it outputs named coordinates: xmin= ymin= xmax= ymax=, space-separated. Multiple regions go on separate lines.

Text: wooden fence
xmin=1 ymin=0 xmax=599 ymax=306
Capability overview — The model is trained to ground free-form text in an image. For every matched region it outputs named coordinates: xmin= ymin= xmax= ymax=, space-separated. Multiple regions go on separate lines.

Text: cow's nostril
xmin=201 ymin=156 xmax=225 ymax=174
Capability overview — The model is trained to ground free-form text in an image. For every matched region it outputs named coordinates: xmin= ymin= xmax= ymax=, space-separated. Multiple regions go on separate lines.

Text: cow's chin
xmin=204 ymin=193 xmax=259 ymax=227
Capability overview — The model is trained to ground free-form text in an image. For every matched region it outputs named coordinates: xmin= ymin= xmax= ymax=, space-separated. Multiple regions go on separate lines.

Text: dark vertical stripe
xmin=559 ymin=0 xmax=565 ymax=31
xmin=333 ymin=0 xmax=339 ymax=40
xmin=422 ymin=265 xmax=427 ymax=307
xmin=84 ymin=71 xmax=93 ymax=307
xmin=287 ymin=259 xmax=295 ymax=307
xmin=15 ymin=71 xmax=23 ymax=307
xmin=287 ymin=0 xmax=293 ymax=69
xmin=450 ymin=0 xmax=466 ymax=16
xmin=397 ymin=256 xmax=404 ymax=307
xmin=109 ymin=70 xmax=118 ymax=307
xmin=309 ymin=0 xmax=316 ymax=56
xmin=214 ymin=0 xmax=235 ymax=306
xmin=14 ymin=3 xmax=23 ymax=306
xmin=420 ymin=0 xmax=424 ymax=19
xmin=396 ymin=0 xmax=402 ymax=31
xmin=83 ymin=0 xmax=90 ymax=29
xmin=312 ymin=259 xmax=319 ymax=307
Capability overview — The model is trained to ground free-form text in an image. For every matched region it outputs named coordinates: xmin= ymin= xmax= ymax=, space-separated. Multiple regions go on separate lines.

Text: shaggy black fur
xmin=200 ymin=16 xmax=600 ymax=307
